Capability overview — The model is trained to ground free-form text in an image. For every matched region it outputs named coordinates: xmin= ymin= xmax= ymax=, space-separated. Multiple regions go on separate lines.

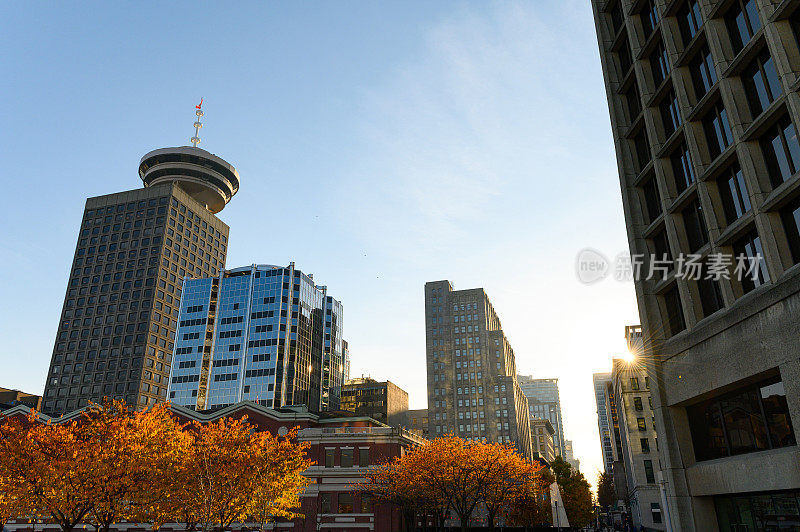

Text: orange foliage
xmin=362 ymin=435 xmax=547 ymax=531
xmin=0 ymin=405 xmax=312 ymax=532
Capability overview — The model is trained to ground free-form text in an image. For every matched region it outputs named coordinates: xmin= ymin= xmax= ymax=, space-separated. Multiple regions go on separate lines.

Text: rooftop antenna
xmin=191 ymin=98 xmax=203 ymax=147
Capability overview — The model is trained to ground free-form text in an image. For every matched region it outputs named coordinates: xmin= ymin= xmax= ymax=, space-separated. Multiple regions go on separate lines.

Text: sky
xmin=0 ymin=1 xmax=640 ymax=485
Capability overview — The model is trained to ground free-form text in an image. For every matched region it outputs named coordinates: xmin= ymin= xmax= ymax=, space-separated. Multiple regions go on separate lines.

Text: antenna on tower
xmin=191 ymin=98 xmax=203 ymax=147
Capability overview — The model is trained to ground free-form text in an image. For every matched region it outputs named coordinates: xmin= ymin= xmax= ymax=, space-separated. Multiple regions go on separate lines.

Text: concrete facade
xmin=530 ymin=417 xmax=556 ymax=463
xmin=592 ymin=1 xmax=800 ymax=529
xmin=340 ymin=377 xmax=409 ymax=427
xmin=424 ymin=280 xmax=533 ymax=458
xmin=611 ymin=357 xmax=665 ymax=531
xmin=43 ymin=182 xmax=230 ymax=415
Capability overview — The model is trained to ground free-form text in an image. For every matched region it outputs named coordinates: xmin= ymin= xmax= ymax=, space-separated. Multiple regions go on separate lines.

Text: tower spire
xmin=191 ymin=98 xmax=203 ymax=147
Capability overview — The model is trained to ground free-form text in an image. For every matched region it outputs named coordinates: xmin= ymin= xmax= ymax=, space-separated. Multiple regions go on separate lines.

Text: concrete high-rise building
xmin=425 ymin=280 xmax=533 ymax=458
xmin=592 ymin=2 xmax=800 ymax=528
xmin=42 ymin=113 xmax=239 ymax=416
xmin=593 ymin=372 xmax=614 ymax=475
xmin=610 ymin=355 xmax=664 ymax=531
xmin=340 ymin=377 xmax=409 ymax=426
xmin=518 ymin=376 xmax=566 ymax=457
xmin=530 ymin=417 xmax=556 ymax=463
xmin=166 ymin=263 xmax=346 ymax=412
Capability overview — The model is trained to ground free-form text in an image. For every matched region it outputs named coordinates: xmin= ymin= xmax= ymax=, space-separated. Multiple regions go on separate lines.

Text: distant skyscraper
xmin=517 ymin=376 xmax=566 ymax=458
xmin=610 ymin=355 xmax=664 ymax=531
xmin=593 ymin=372 xmax=613 ymax=475
xmin=166 ymin=263 xmax=345 ymax=412
xmin=42 ymin=108 xmax=238 ymax=415
xmin=564 ymin=439 xmax=580 ymax=472
xmin=425 ymin=280 xmax=533 ymax=458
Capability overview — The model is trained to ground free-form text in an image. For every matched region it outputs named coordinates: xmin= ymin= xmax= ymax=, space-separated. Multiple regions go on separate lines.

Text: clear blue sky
xmin=0 ymin=1 xmax=639 ymax=484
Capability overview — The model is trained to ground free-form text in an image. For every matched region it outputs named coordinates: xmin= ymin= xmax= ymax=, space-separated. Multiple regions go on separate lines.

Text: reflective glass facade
xmin=168 ymin=264 xmax=345 ymax=411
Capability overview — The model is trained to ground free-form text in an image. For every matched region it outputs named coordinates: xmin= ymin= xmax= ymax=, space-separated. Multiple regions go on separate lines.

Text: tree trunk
xmin=487 ymin=510 xmax=496 ymax=532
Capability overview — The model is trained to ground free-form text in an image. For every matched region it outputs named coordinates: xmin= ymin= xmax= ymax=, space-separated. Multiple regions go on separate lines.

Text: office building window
xmin=641 ymin=437 xmax=651 ymax=453
xmin=703 ymin=102 xmax=733 ymax=160
xmin=641 ymin=174 xmax=662 ymax=224
xmin=671 ymin=142 xmax=695 ymax=193
xmin=341 ymin=448 xmax=353 ymax=468
xmin=762 ymin=116 xmax=800 ymax=188
xmin=663 ymin=286 xmax=686 ymax=336
xmin=359 ymin=448 xmax=370 ymax=467
xmin=652 ymin=229 xmax=673 ymax=271
xmin=690 ymin=44 xmax=717 ymax=100
xmin=637 ymin=417 xmax=647 ymax=431
xmin=733 ymin=230 xmax=769 ymax=293
xmin=697 ymin=273 xmax=724 ymax=317
xmin=718 ymin=163 xmax=751 ymax=224
xmin=618 ymin=38 xmax=633 ymax=76
xmin=609 ymin=1 xmax=624 ymax=34
xmin=640 ymin=0 xmax=659 ymax=40
xmin=660 ymin=90 xmax=681 ymax=138
xmin=716 ymin=491 xmax=800 ymax=531
xmin=683 ymin=198 xmax=709 ymax=252
xmin=688 ymin=376 xmax=795 ymax=461
xmin=633 ymin=128 xmax=651 ymax=172
xmin=781 ymin=196 xmax=800 ymax=265
xmin=634 ymin=397 xmax=643 ymax=410
xmin=651 ymin=503 xmax=663 ymax=524
xmin=625 ymin=83 xmax=641 ymax=120
xmin=325 ymin=448 xmax=334 ymax=468
xmin=678 ymin=0 xmax=703 ymax=46
xmin=320 ymin=493 xmax=331 ymax=513
xmin=726 ymin=0 xmax=761 ymax=54
xmin=650 ymin=41 xmax=670 ymax=87
xmin=644 ymin=459 xmax=656 ymax=483
xmin=338 ymin=493 xmax=354 ymax=513
xmin=743 ymin=51 xmax=782 ymax=118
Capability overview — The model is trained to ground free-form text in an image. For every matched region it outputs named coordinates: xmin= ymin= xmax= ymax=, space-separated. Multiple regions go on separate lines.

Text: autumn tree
xmin=505 ymin=467 xmax=554 ymax=528
xmin=362 ymin=444 xmax=445 ymax=531
xmin=247 ymin=428 xmax=313 ymax=530
xmin=0 ymin=411 xmax=97 ymax=532
xmin=171 ymin=416 xmax=312 ymax=532
xmin=81 ymin=400 xmax=186 ymax=532
xmin=478 ymin=443 xmax=544 ymax=530
xmin=597 ymin=471 xmax=615 ymax=510
xmin=0 ymin=470 xmax=36 ymax=531
xmin=551 ymin=457 xmax=593 ymax=528
xmin=362 ymin=435 xmax=547 ymax=532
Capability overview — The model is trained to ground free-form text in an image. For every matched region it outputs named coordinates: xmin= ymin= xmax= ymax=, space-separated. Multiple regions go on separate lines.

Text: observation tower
xmin=138 ymin=100 xmax=240 ymax=214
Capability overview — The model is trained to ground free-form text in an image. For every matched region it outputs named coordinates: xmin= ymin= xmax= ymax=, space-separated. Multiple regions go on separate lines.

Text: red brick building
xmin=1 ymin=401 xmax=425 ymax=531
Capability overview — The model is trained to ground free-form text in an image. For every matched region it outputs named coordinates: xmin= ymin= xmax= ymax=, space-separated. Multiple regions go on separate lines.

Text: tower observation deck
xmin=137 ymin=101 xmax=239 ymax=214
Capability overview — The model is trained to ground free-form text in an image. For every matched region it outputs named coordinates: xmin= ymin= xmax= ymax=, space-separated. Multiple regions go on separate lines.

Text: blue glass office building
xmin=167 ymin=263 xmax=345 ymax=411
